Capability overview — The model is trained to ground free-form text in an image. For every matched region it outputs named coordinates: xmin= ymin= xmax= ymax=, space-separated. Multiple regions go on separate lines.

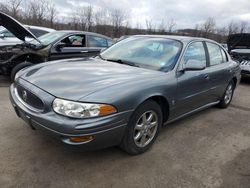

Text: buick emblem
xmin=22 ymin=90 xmax=28 ymax=102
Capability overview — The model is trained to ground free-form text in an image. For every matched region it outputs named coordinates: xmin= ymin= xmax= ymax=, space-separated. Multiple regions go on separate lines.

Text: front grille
xmin=16 ymin=84 xmax=44 ymax=111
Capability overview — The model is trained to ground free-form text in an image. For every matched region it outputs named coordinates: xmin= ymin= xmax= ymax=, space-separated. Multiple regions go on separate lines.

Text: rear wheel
xmin=217 ymin=81 xmax=235 ymax=108
xmin=11 ymin=62 xmax=33 ymax=82
xmin=120 ymin=100 xmax=162 ymax=155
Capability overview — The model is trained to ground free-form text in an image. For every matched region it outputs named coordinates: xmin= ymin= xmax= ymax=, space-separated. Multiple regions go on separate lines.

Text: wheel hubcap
xmin=133 ymin=111 xmax=158 ymax=148
xmin=224 ymin=84 xmax=233 ymax=104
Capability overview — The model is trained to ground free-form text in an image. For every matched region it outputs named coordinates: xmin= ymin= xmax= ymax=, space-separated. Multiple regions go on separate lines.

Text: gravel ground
xmin=0 ymin=77 xmax=250 ymax=188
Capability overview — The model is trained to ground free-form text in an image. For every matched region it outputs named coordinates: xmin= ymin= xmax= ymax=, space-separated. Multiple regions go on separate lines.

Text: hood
xmin=0 ymin=11 xmax=40 ymax=42
xmin=19 ymin=58 xmax=163 ymax=100
xmin=227 ymin=33 xmax=250 ymax=52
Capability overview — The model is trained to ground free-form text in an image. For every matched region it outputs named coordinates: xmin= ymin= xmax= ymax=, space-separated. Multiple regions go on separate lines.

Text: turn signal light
xmin=99 ymin=104 xmax=117 ymax=116
xmin=69 ymin=136 xmax=94 ymax=143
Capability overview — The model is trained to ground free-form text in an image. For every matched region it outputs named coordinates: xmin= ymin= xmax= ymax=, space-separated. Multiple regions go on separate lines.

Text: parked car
xmin=0 ymin=12 xmax=113 ymax=80
xmin=0 ymin=25 xmax=55 ymax=46
xmin=227 ymin=33 xmax=250 ymax=79
xmin=10 ymin=35 xmax=241 ymax=155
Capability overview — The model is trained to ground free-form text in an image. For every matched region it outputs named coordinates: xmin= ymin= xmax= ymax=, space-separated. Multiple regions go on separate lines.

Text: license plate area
xmin=15 ymin=107 xmax=35 ymax=130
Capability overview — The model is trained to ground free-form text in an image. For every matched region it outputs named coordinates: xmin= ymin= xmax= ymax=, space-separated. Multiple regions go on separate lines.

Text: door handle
xmin=204 ymin=74 xmax=210 ymax=80
xmin=81 ymin=51 xmax=89 ymax=53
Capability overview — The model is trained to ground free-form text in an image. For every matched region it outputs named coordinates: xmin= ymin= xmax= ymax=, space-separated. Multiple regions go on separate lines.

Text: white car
xmin=0 ymin=25 xmax=55 ymax=46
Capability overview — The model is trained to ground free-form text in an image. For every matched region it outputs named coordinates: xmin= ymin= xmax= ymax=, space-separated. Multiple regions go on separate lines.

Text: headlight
xmin=53 ymin=98 xmax=117 ymax=118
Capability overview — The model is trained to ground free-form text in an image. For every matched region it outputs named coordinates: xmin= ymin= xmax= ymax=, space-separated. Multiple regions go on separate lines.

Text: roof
xmin=131 ymin=35 xmax=216 ymax=43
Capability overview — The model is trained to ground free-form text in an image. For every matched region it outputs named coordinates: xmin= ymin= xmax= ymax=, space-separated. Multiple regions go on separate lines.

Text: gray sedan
xmin=10 ymin=35 xmax=241 ymax=155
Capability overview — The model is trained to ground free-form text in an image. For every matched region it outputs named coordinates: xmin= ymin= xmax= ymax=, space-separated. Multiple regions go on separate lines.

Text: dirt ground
xmin=0 ymin=76 xmax=250 ymax=188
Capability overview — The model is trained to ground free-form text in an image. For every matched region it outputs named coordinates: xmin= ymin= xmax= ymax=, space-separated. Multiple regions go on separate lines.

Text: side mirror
xmin=0 ymin=33 xmax=5 ymax=38
xmin=182 ymin=60 xmax=206 ymax=71
xmin=56 ymin=42 xmax=66 ymax=50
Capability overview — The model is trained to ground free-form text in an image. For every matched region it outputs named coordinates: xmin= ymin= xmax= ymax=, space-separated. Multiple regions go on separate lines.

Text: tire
xmin=217 ymin=81 xmax=235 ymax=108
xmin=10 ymin=62 xmax=33 ymax=82
xmin=120 ymin=100 xmax=163 ymax=155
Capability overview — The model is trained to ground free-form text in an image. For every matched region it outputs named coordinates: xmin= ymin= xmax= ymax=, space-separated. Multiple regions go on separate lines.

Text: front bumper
xmin=9 ymin=80 xmax=133 ymax=150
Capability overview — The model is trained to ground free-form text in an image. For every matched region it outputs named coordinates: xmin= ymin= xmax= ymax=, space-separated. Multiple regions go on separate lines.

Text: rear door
xmin=174 ymin=41 xmax=211 ymax=116
xmin=205 ymin=42 xmax=232 ymax=101
xmin=86 ymin=35 xmax=110 ymax=56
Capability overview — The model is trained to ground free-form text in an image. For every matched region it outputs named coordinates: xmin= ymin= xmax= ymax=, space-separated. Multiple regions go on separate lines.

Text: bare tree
xmin=85 ymin=5 xmax=93 ymax=31
xmin=158 ymin=19 xmax=166 ymax=33
xmin=227 ymin=21 xmax=239 ymax=35
xmin=0 ymin=3 xmax=9 ymax=14
xmin=193 ymin=24 xmax=201 ymax=37
xmin=166 ymin=18 xmax=176 ymax=33
xmin=239 ymin=21 xmax=248 ymax=33
xmin=216 ymin=26 xmax=228 ymax=42
xmin=109 ymin=8 xmax=127 ymax=37
xmin=95 ymin=9 xmax=110 ymax=26
xmin=145 ymin=19 xmax=154 ymax=34
xmin=71 ymin=13 xmax=79 ymax=30
xmin=25 ymin=0 xmax=48 ymax=26
xmin=202 ymin=17 xmax=216 ymax=38
xmin=8 ymin=0 xmax=22 ymax=19
xmin=46 ymin=1 xmax=57 ymax=28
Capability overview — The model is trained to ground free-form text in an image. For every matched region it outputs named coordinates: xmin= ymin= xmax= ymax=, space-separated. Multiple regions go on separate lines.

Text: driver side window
xmin=61 ymin=35 xmax=86 ymax=47
xmin=183 ymin=42 xmax=206 ymax=66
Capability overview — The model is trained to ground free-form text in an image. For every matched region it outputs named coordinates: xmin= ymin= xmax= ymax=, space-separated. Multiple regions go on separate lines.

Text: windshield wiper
xmin=106 ymin=59 xmax=140 ymax=67
xmin=97 ymin=54 xmax=105 ymax=60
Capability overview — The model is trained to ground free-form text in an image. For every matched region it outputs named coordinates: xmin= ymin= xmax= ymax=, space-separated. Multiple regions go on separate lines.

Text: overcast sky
xmin=1 ymin=0 xmax=250 ymax=29
xmin=52 ymin=0 xmax=250 ymax=29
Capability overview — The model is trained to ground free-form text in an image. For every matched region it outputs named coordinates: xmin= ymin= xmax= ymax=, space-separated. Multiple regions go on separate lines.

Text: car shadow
xmin=0 ymin=75 xmax=11 ymax=87
xmin=241 ymin=77 xmax=250 ymax=85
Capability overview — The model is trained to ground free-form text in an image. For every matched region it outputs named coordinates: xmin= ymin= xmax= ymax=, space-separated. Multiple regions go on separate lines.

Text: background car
xmin=0 ymin=25 xmax=55 ymax=46
xmin=10 ymin=35 xmax=241 ymax=154
xmin=0 ymin=12 xmax=113 ymax=80
xmin=227 ymin=33 xmax=250 ymax=79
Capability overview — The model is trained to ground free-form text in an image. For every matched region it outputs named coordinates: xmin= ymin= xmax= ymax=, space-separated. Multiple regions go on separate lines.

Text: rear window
xmin=87 ymin=36 xmax=108 ymax=47
xmin=29 ymin=28 xmax=49 ymax=37
xmin=206 ymin=42 xmax=224 ymax=66
xmin=220 ymin=48 xmax=228 ymax=63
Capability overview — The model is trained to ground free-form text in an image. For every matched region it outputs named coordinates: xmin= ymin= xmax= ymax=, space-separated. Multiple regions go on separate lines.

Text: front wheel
xmin=120 ymin=100 xmax=162 ymax=155
xmin=217 ymin=81 xmax=235 ymax=108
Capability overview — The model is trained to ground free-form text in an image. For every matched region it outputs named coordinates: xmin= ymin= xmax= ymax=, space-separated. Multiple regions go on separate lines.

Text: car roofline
xmin=129 ymin=35 xmax=217 ymax=43
xmin=51 ymin=30 xmax=113 ymax=40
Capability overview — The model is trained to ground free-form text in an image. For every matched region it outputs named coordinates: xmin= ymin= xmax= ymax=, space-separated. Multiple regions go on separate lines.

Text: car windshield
xmin=100 ymin=37 xmax=182 ymax=71
xmin=29 ymin=32 xmax=66 ymax=46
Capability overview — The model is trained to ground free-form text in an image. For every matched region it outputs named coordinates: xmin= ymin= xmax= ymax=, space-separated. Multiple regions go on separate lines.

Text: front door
xmin=49 ymin=34 xmax=90 ymax=60
xmin=174 ymin=41 xmax=211 ymax=117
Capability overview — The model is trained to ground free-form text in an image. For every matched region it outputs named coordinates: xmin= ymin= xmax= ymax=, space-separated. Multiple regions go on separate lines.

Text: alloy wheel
xmin=224 ymin=84 xmax=233 ymax=104
xmin=133 ymin=111 xmax=159 ymax=148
